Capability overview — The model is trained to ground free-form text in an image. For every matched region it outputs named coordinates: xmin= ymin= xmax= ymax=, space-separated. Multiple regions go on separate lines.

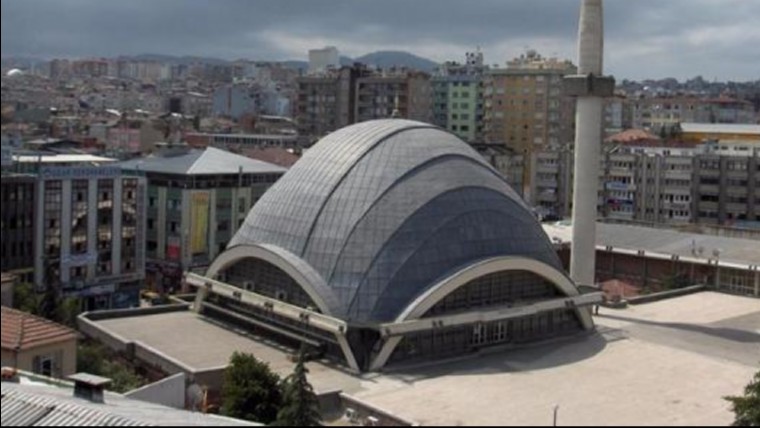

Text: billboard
xmin=167 ymin=236 xmax=181 ymax=261
xmin=190 ymin=191 xmax=210 ymax=255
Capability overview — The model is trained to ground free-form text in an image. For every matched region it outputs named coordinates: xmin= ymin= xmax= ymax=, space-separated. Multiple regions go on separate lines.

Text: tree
xmin=725 ymin=368 xmax=760 ymax=426
xmin=276 ymin=347 xmax=321 ymax=427
xmin=77 ymin=342 xmax=146 ymax=394
xmin=222 ymin=352 xmax=283 ymax=425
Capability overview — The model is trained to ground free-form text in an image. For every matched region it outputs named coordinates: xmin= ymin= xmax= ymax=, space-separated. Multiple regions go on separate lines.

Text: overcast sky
xmin=2 ymin=0 xmax=758 ymax=81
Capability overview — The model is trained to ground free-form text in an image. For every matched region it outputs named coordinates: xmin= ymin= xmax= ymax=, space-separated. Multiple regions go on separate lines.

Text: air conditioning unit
xmin=364 ymin=416 xmax=380 ymax=427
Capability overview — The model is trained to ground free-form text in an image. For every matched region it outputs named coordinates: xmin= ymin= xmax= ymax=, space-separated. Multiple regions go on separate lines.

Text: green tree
xmin=13 ymin=282 xmax=41 ymax=315
xmin=725 ymin=368 xmax=760 ymax=426
xmin=77 ymin=342 xmax=147 ymax=394
xmin=222 ymin=352 xmax=283 ymax=424
xmin=276 ymin=347 xmax=321 ymax=427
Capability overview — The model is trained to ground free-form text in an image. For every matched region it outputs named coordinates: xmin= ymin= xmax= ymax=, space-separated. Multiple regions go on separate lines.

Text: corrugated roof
xmin=1 ymin=382 xmax=259 ymax=426
xmin=0 ymin=307 xmax=79 ymax=352
xmin=118 ymin=147 xmax=286 ymax=176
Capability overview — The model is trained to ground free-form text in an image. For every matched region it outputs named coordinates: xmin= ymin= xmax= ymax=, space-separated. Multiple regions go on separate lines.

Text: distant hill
xmin=125 ymin=54 xmax=230 ymax=65
xmin=280 ymin=51 xmax=439 ymax=73
xmin=354 ymin=51 xmax=439 ymax=72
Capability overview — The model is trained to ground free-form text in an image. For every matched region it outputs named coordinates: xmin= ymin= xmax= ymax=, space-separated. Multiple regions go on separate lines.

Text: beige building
xmin=1 ymin=307 xmax=79 ymax=379
xmin=484 ymin=51 xmax=577 ymax=199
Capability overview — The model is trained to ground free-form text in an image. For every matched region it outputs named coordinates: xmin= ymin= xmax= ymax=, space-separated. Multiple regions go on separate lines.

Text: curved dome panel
xmin=228 ymin=119 xmax=566 ymax=323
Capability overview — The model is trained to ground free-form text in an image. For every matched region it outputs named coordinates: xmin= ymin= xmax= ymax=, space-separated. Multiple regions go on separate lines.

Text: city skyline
xmin=2 ymin=0 xmax=759 ymax=81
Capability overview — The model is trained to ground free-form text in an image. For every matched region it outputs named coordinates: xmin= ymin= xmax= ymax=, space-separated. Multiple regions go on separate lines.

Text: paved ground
xmin=351 ymin=292 xmax=759 ymax=426
xmin=94 ymin=292 xmax=760 ymax=426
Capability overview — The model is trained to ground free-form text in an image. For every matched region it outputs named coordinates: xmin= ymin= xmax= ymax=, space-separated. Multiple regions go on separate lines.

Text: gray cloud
xmin=2 ymin=0 xmax=758 ymax=81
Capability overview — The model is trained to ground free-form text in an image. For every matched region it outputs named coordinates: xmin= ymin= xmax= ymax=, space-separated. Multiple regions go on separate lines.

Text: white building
xmin=308 ymin=46 xmax=340 ymax=75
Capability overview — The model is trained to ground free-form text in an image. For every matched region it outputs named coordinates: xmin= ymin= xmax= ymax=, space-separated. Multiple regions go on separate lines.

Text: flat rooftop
xmin=543 ymin=222 xmax=760 ymax=267
xmin=94 ymin=311 xmax=361 ymax=393
xmin=91 ymin=292 xmax=760 ymax=426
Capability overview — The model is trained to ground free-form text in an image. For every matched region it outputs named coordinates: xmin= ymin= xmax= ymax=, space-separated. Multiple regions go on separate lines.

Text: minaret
xmin=566 ymin=0 xmax=614 ymax=288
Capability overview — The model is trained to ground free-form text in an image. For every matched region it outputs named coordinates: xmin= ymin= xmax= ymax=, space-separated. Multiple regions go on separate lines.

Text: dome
xmin=220 ymin=119 xmax=566 ymax=323
xmin=6 ymin=69 xmax=24 ymax=77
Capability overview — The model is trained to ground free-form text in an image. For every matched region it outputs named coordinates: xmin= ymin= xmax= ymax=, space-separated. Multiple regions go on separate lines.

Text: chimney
xmin=68 ymin=373 xmax=112 ymax=404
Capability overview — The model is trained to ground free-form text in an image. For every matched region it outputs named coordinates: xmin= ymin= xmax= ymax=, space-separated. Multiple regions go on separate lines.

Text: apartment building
xmin=355 ymin=70 xmax=433 ymax=124
xmin=531 ymin=144 xmax=760 ymax=227
xmin=34 ymin=166 xmax=147 ymax=310
xmin=118 ymin=147 xmax=285 ymax=292
xmin=295 ymin=66 xmax=370 ymax=139
xmin=432 ymin=51 xmax=487 ymax=143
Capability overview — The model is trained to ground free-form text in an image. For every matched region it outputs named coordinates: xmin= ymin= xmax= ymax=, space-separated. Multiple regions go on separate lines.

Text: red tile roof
xmin=240 ymin=147 xmax=300 ymax=168
xmin=605 ymin=129 xmax=661 ymax=144
xmin=1 ymin=307 xmax=78 ymax=351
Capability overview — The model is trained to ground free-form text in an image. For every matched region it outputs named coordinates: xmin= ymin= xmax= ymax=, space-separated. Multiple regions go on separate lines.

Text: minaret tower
xmin=565 ymin=0 xmax=615 ymax=288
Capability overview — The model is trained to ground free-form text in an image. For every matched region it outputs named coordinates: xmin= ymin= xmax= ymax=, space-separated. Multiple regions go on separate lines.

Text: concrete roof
xmin=542 ymin=222 xmax=760 ymax=267
xmin=0 ymin=381 xmax=258 ymax=426
xmin=1 ymin=307 xmax=79 ymax=352
xmin=118 ymin=147 xmax=286 ymax=176
xmin=680 ymin=122 xmax=760 ymax=136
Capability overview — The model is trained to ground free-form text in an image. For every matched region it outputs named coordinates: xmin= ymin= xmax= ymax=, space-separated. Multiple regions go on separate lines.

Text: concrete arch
xmin=370 ymin=256 xmax=593 ymax=371
xmin=206 ymin=243 xmax=337 ymax=316
xmin=398 ymin=256 xmax=591 ymax=325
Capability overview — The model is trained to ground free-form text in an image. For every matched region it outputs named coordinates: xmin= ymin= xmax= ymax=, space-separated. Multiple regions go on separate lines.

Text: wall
xmin=1 ymin=340 xmax=77 ymax=379
xmin=1 ymin=279 xmax=14 ymax=307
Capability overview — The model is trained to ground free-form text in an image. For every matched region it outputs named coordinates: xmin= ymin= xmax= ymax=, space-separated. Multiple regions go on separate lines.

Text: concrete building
xmin=185 ymin=132 xmax=300 ymax=150
xmin=1 ymin=174 xmax=37 ymax=284
xmin=34 ymin=166 xmax=147 ymax=310
xmin=186 ymin=120 xmax=600 ymax=372
xmin=118 ymin=147 xmax=285 ymax=292
xmin=528 ymin=143 xmax=760 ymax=227
xmin=693 ymin=152 xmax=760 ymax=225
xmin=630 ymin=97 xmax=709 ymax=134
xmin=308 ymin=46 xmax=340 ymax=75
xmin=354 ymin=70 xmax=433 ymax=124
xmin=484 ymin=50 xmax=577 ymax=200
xmin=212 ymin=84 xmax=261 ymax=120
xmin=680 ymin=122 xmax=760 ymax=143
xmin=295 ymin=66 xmax=370 ymax=139
xmin=432 ymin=51 xmax=487 ymax=143
xmin=545 ymin=221 xmax=760 ymax=298
xmin=1 ymin=307 xmax=78 ymax=379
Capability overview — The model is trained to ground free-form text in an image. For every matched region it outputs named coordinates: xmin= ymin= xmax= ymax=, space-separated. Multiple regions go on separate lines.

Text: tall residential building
xmin=484 ymin=50 xmax=577 ymax=200
xmin=1 ymin=174 xmax=37 ymax=283
xmin=118 ymin=147 xmax=286 ymax=291
xmin=431 ymin=51 xmax=487 ymax=143
xmin=295 ymin=66 xmax=370 ymax=140
xmin=308 ymin=46 xmax=340 ymax=75
xmin=296 ymin=65 xmax=433 ymax=140
xmin=34 ymin=166 xmax=147 ymax=310
xmin=354 ymin=70 xmax=433 ymax=124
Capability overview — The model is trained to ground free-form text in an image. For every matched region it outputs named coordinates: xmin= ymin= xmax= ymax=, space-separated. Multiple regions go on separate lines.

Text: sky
xmin=2 ymin=0 xmax=759 ymax=81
